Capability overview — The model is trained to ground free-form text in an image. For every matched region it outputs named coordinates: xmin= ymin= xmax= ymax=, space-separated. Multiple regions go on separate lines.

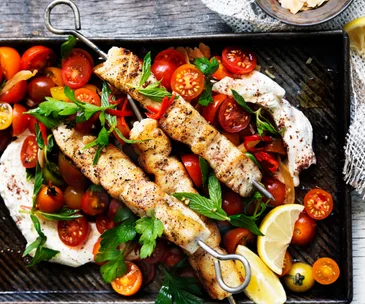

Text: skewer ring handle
xmin=44 ymin=0 xmax=107 ymax=59
xmin=198 ymin=239 xmax=251 ymax=294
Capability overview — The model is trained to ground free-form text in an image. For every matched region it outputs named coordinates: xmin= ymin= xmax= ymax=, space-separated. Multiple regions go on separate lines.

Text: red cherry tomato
xmin=12 ymin=104 xmax=30 ymax=136
xmin=291 ymin=212 xmax=317 ymax=246
xmin=262 ymin=177 xmax=286 ymax=206
xmin=81 ymin=189 xmax=109 ymax=216
xmin=135 ymin=260 xmax=156 ymax=286
xmin=96 ymin=214 xmax=115 ymax=234
xmin=222 ymin=190 xmax=244 ymax=216
xmin=143 ymin=239 xmax=169 ymax=264
xmin=218 ymin=97 xmax=251 ymax=133
xmin=304 ymin=189 xmax=333 ymax=220
xmin=222 ymin=47 xmax=257 ymax=75
xmin=36 ymin=184 xmax=65 ymax=213
xmin=0 ymin=80 xmax=27 ymax=104
xmin=163 ymin=247 xmax=184 ymax=268
xmin=58 ymin=216 xmax=89 ymax=246
xmin=181 ymin=154 xmax=202 ymax=188
xmin=58 ymin=152 xmax=88 ymax=190
xmin=202 ymin=94 xmax=227 ymax=124
xmin=20 ymin=135 xmax=38 ymax=168
xmin=154 ymin=49 xmax=185 ymax=66
xmin=211 ymin=56 xmax=233 ymax=80
xmin=108 ymin=199 xmax=124 ymax=219
xmin=0 ymin=47 xmax=21 ymax=80
xmin=28 ymin=118 xmax=48 ymax=144
xmin=151 ymin=59 xmax=178 ymax=91
xmin=27 ymin=76 xmax=55 ymax=104
xmin=20 ymin=46 xmax=56 ymax=72
xmin=61 ymin=55 xmax=92 ymax=89
xmin=223 ymin=228 xmax=255 ymax=254
xmin=66 ymin=48 xmax=94 ymax=67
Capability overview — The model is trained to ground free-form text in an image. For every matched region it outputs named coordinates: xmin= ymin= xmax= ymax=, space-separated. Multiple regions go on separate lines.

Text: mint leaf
xmin=256 ymin=108 xmax=280 ymax=137
xmin=139 ymin=52 xmax=152 ymax=87
xmin=35 ymin=123 xmax=45 ymax=150
xmin=244 ymin=152 xmax=262 ymax=170
xmin=207 ymin=172 xmax=222 ymax=207
xmin=229 ymin=213 xmax=264 ymax=236
xmin=36 ymin=208 xmax=82 ymax=221
xmin=194 ymin=56 xmax=219 ymax=76
xmin=232 ymin=89 xmax=255 ymax=114
xmin=32 ymin=163 xmax=43 ymax=209
xmin=61 ymin=35 xmax=77 ymax=59
xmin=199 ymin=156 xmax=209 ymax=186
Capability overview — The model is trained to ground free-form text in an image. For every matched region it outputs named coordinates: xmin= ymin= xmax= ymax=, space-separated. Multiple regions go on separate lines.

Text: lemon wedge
xmin=257 ymin=204 xmax=304 ymax=275
xmin=235 ymin=245 xmax=286 ymax=304
xmin=344 ymin=17 xmax=365 ymax=56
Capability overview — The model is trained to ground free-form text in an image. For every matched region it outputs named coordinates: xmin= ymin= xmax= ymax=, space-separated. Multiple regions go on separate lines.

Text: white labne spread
xmin=212 ymin=71 xmax=316 ymax=187
xmin=279 ymin=0 xmax=329 ymax=14
xmin=0 ymin=132 xmax=100 ymax=267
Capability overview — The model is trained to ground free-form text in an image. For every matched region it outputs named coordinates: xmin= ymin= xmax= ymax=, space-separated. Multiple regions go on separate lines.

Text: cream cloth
xmin=201 ymin=0 xmax=365 ymax=197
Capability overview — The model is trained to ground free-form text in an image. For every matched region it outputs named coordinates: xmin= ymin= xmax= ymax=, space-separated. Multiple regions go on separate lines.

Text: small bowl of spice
xmin=255 ymin=0 xmax=353 ymax=26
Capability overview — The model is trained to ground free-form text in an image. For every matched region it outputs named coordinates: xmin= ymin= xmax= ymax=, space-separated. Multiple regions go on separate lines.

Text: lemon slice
xmin=257 ymin=204 xmax=304 ymax=274
xmin=344 ymin=17 xmax=365 ymax=56
xmin=236 ymin=245 xmax=286 ymax=304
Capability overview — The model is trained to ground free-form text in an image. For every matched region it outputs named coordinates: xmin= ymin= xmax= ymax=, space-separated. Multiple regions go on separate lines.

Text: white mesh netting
xmin=201 ymin=0 xmax=365 ymax=197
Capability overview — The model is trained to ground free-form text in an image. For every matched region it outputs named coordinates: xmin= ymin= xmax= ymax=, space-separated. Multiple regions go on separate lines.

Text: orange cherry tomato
xmin=222 ymin=47 xmax=257 ymax=75
xmin=0 ymin=47 xmax=21 ymax=79
xmin=181 ymin=154 xmax=202 ymax=188
xmin=0 ymin=80 xmax=27 ymax=104
xmin=20 ymin=135 xmax=38 ymax=168
xmin=45 ymin=67 xmax=64 ymax=86
xmin=92 ymin=238 xmax=104 ymax=265
xmin=312 ymin=257 xmax=340 ymax=285
xmin=211 ymin=56 xmax=233 ymax=80
xmin=170 ymin=64 xmax=204 ymax=101
xmin=12 ymin=104 xmax=30 ymax=136
xmin=223 ymin=228 xmax=255 ymax=254
xmin=58 ymin=216 xmax=89 ymax=247
xmin=291 ymin=212 xmax=317 ymax=246
xmin=279 ymin=251 xmax=293 ymax=277
xmin=61 ymin=55 xmax=92 ymax=89
xmin=20 ymin=46 xmax=56 ymax=72
xmin=36 ymin=184 xmax=65 ymax=213
xmin=64 ymin=186 xmax=84 ymax=209
xmin=304 ymin=189 xmax=333 ymax=220
xmin=202 ymin=93 xmax=227 ymax=124
xmin=111 ymin=261 xmax=143 ymax=296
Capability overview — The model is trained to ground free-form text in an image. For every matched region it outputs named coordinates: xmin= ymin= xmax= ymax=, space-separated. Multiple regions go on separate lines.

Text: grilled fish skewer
xmin=130 ymin=118 xmax=244 ymax=300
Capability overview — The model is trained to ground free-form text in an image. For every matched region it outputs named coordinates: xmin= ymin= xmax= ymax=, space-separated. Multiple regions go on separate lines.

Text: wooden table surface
xmin=0 ymin=0 xmax=363 ymax=303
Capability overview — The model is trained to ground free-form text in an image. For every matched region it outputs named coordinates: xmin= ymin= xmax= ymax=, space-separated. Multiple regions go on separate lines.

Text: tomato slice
xmin=211 ymin=56 xmax=233 ymax=80
xmin=223 ymin=228 xmax=255 ymax=254
xmin=222 ymin=47 xmax=257 ymax=75
xmin=218 ymin=97 xmax=251 ymax=133
xmin=58 ymin=216 xmax=89 ymax=246
xmin=0 ymin=47 xmax=21 ymax=80
xmin=12 ymin=104 xmax=30 ymax=136
xmin=61 ymin=55 xmax=92 ymax=89
xmin=20 ymin=135 xmax=38 ymax=168
xmin=262 ymin=177 xmax=286 ymax=206
xmin=312 ymin=257 xmax=340 ymax=285
xmin=222 ymin=190 xmax=244 ymax=216
xmin=155 ymin=49 xmax=185 ymax=66
xmin=66 ymin=48 xmax=94 ymax=67
xmin=170 ymin=64 xmax=204 ymax=101
xmin=181 ymin=154 xmax=203 ymax=188
xmin=0 ymin=80 xmax=27 ymax=104
xmin=304 ymin=189 xmax=333 ymax=220
xmin=20 ymin=46 xmax=56 ymax=72
xmin=45 ymin=67 xmax=64 ymax=87
xmin=0 ymin=103 xmax=13 ymax=130
xmin=96 ymin=214 xmax=115 ymax=234
xmin=151 ymin=59 xmax=178 ymax=91
xmin=202 ymin=94 xmax=227 ymax=124
xmin=111 ymin=261 xmax=143 ymax=296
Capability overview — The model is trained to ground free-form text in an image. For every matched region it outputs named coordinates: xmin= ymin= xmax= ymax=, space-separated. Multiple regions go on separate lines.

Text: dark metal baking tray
xmin=0 ymin=30 xmax=352 ymax=303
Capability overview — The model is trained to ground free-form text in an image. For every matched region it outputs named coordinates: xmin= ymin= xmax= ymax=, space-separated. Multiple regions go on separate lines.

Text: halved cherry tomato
xmin=96 ymin=214 xmax=115 ymax=234
xmin=27 ymin=76 xmax=55 ymax=104
xmin=0 ymin=80 xmax=27 ymax=103
xmin=222 ymin=190 xmax=244 ymax=216
xmin=0 ymin=47 xmax=21 ymax=79
xmin=58 ymin=152 xmax=88 ymax=190
xmin=291 ymin=212 xmax=317 ymax=246
xmin=135 ymin=260 xmax=156 ymax=286
xmin=28 ymin=118 xmax=48 ymax=144
xmin=218 ymin=97 xmax=251 ymax=133
xmin=0 ymin=103 xmax=13 ymax=130
xmin=163 ymin=247 xmax=184 ymax=268
xmin=312 ymin=257 xmax=340 ymax=285
xmin=66 ymin=48 xmax=94 ymax=67
xmin=181 ymin=154 xmax=202 ymax=188
xmin=61 ymin=55 xmax=92 ymax=89
xmin=151 ymin=59 xmax=178 ymax=91
xmin=45 ymin=67 xmax=64 ymax=86
xmin=111 ymin=261 xmax=142 ymax=296
xmin=170 ymin=64 xmax=204 ymax=101
xmin=92 ymin=238 xmax=105 ymax=265
xmin=64 ymin=186 xmax=84 ymax=209
xmin=36 ymin=184 xmax=65 ymax=213
xmin=202 ymin=94 xmax=227 ymax=124
xmin=223 ymin=228 xmax=255 ymax=254
xmin=20 ymin=46 xmax=55 ymax=72
xmin=58 ymin=216 xmax=89 ymax=246
xmin=211 ymin=56 xmax=232 ymax=80
xmin=83 ymin=84 xmax=101 ymax=94
xmin=12 ymin=104 xmax=30 ymax=136
xmin=262 ymin=177 xmax=286 ymax=206
xmin=279 ymin=251 xmax=293 ymax=277
xmin=81 ymin=188 xmax=109 ymax=216
xmin=254 ymin=151 xmax=279 ymax=173
xmin=154 ymin=49 xmax=185 ymax=66
xmin=143 ymin=239 xmax=169 ymax=264
xmin=20 ymin=135 xmax=38 ymax=168
xmin=222 ymin=47 xmax=256 ymax=75
xmin=304 ymin=189 xmax=333 ymax=220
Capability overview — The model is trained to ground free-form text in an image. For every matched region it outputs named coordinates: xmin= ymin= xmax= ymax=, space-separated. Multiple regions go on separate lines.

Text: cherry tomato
xmin=111 ymin=261 xmax=142 ymax=296
xmin=12 ymin=104 xmax=30 ymax=136
xmin=83 ymin=84 xmax=100 ymax=94
xmin=279 ymin=251 xmax=293 ymax=277
xmin=170 ymin=64 xmax=204 ymax=101
xmin=304 ymin=189 xmax=333 ymax=220
xmin=96 ymin=214 xmax=115 ymax=234
xmin=312 ymin=257 xmax=340 ymax=285
xmin=222 ymin=190 xmax=243 ymax=216
xmin=143 ymin=239 xmax=169 ymax=264
xmin=36 ymin=184 xmax=65 ymax=213
xmin=81 ymin=188 xmax=109 ymax=216
xmin=163 ymin=247 xmax=184 ymax=268
xmin=58 ymin=216 xmax=89 ymax=246
xmin=27 ymin=76 xmax=55 ymax=104
xmin=202 ymin=94 xmax=227 ymax=124
xmin=20 ymin=46 xmax=56 ymax=72
xmin=218 ymin=97 xmax=251 ymax=133
xmin=108 ymin=199 xmax=124 ymax=219
xmin=0 ymin=129 xmax=12 ymax=152
xmin=262 ymin=177 xmax=286 ymax=206
xmin=64 ymin=186 xmax=84 ymax=209
xmin=151 ymin=59 xmax=178 ymax=91
xmin=222 ymin=47 xmax=257 ymax=75
xmin=58 ymin=152 xmax=88 ymax=190
xmin=92 ymin=238 xmax=105 ymax=265
xmin=50 ymin=86 xmax=70 ymax=102
xmin=181 ymin=154 xmax=202 ymax=188
xmin=0 ymin=47 xmax=21 ymax=79
xmin=20 ymin=135 xmax=38 ymax=168
xmin=135 ymin=260 xmax=156 ymax=286
xmin=291 ymin=212 xmax=317 ymax=246
xmin=154 ymin=49 xmax=185 ymax=66
xmin=66 ymin=48 xmax=94 ymax=67
xmin=223 ymin=228 xmax=255 ymax=254
xmin=28 ymin=118 xmax=48 ymax=144
xmin=0 ymin=80 xmax=27 ymax=104
xmin=0 ymin=103 xmax=13 ymax=130
xmin=284 ymin=262 xmax=315 ymax=293
xmin=45 ymin=67 xmax=64 ymax=86
xmin=211 ymin=56 xmax=233 ymax=80
xmin=61 ymin=55 xmax=92 ymax=89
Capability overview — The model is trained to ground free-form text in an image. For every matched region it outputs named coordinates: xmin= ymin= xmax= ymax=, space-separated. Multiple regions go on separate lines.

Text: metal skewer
xmin=45 ymin=0 xmax=253 ymax=298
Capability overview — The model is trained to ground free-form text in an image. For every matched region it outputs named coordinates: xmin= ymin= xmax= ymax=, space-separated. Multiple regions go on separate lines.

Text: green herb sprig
xmin=61 ymin=35 xmax=77 ymax=59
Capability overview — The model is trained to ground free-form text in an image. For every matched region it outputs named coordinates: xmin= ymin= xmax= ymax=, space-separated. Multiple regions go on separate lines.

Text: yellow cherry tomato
xmin=50 ymin=86 xmax=70 ymax=102
xmin=283 ymin=262 xmax=315 ymax=293
xmin=0 ymin=103 xmax=13 ymax=130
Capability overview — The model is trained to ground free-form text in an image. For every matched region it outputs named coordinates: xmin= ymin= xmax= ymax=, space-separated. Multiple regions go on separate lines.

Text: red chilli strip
xmin=254 ymin=151 xmax=279 ymax=173
xmin=145 ymin=93 xmax=176 ymax=120
xmin=244 ymin=134 xmax=272 ymax=152
xmin=106 ymin=109 xmax=134 ymax=117
xmin=38 ymin=122 xmax=48 ymax=146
